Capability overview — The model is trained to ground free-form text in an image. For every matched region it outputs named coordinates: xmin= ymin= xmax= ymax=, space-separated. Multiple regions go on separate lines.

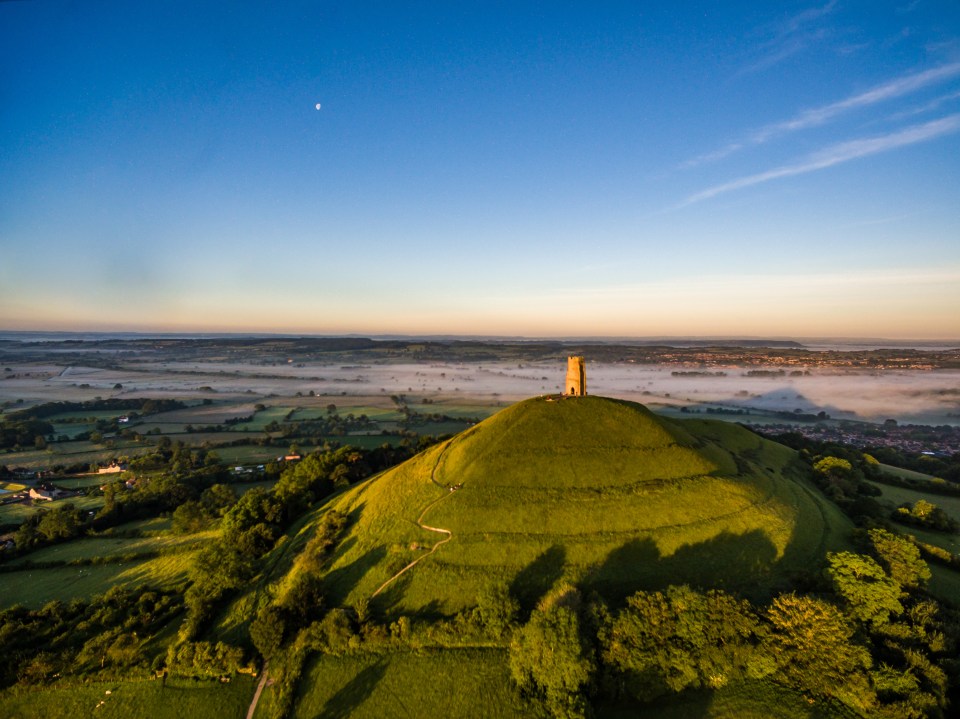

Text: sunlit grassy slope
xmin=318 ymin=396 xmax=852 ymax=614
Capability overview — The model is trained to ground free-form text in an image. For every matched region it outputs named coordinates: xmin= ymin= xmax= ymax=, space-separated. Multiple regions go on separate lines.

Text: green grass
xmin=602 ymin=678 xmax=861 ymax=718
xmin=0 ymin=494 xmax=106 ymax=527
xmin=340 ymin=405 xmax=407 ymax=420
xmin=52 ymin=475 xmax=108 ymax=489
xmin=285 ymin=650 xmax=853 ymax=719
xmin=239 ymin=406 xmax=293 ymax=431
xmin=0 ymin=675 xmax=256 ymax=719
xmin=408 ymin=401 xmax=495 ymax=419
xmin=280 ymin=648 xmax=527 ymax=719
xmin=216 ymin=445 xmax=286 ymax=464
xmin=928 ymin=564 xmax=960 ymax=604
xmin=877 ymin=463 xmax=937 ymax=481
xmin=330 ymin=434 xmax=399 ymax=449
xmin=49 ymin=422 xmax=96 ymax=439
xmin=404 ymin=419 xmax=473 ymax=435
xmin=0 ymin=550 xmax=197 ymax=608
xmin=0 ymin=501 xmax=42 ymax=526
xmin=866 ymin=480 xmax=960 ymax=523
xmin=6 ymin=530 xmax=216 ymax=567
xmin=317 ymin=396 xmax=852 ymax=615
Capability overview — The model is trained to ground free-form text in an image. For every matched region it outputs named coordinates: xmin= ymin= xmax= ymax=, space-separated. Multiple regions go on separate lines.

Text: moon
xmin=315 ymin=103 xmax=322 ymax=110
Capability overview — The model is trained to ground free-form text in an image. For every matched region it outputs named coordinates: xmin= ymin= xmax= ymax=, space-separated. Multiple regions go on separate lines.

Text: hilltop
xmin=316 ymin=395 xmax=852 ymax=614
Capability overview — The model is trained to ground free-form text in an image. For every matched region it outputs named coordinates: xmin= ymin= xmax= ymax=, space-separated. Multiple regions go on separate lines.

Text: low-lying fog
xmin=5 ymin=360 xmax=957 ymax=426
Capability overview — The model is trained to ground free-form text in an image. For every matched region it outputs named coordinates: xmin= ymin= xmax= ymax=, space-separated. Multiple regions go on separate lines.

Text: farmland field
xmin=281 ymin=649 xmax=526 ymax=719
xmin=867 ymin=479 xmax=960 ymax=527
xmin=5 ymin=529 xmax=216 ymax=567
xmin=0 ymin=493 xmax=105 ymax=528
xmin=0 ymin=675 xmax=256 ymax=719
xmin=0 ymin=550 xmax=197 ymax=607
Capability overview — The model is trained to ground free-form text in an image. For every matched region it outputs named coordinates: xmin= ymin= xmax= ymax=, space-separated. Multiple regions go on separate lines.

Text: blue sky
xmin=1 ymin=1 xmax=959 ymax=338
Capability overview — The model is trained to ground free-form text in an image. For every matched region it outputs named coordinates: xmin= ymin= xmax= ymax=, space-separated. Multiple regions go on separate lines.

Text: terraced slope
xmin=319 ymin=396 xmax=851 ymax=613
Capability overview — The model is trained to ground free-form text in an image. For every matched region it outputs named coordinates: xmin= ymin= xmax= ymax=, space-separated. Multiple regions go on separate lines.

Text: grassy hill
xmin=315 ymin=396 xmax=851 ymax=615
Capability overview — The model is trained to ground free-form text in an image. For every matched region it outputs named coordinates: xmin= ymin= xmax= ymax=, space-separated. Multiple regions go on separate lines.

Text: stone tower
xmin=564 ymin=356 xmax=586 ymax=396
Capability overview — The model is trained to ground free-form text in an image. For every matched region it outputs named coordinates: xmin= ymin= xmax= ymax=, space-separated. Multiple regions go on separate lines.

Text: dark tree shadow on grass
xmin=510 ymin=544 xmax=566 ymax=618
xmin=586 ymin=530 xmax=779 ymax=607
xmin=584 ymin=536 xmax=660 ymax=604
xmin=313 ymin=660 xmax=387 ymax=719
xmin=322 ymin=545 xmax=386 ymax=606
xmin=367 ymin=567 xmax=413 ymax=614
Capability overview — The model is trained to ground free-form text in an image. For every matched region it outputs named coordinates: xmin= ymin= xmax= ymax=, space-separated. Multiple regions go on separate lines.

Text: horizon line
xmin=1 ymin=329 xmax=958 ymax=346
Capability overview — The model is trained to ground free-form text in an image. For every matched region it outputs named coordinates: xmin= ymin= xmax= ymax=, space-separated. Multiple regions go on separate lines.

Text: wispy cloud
xmin=886 ymin=90 xmax=960 ymax=121
xmin=678 ymin=113 xmax=960 ymax=207
xmin=735 ymin=1 xmax=837 ymax=77
xmin=683 ymin=62 xmax=960 ymax=168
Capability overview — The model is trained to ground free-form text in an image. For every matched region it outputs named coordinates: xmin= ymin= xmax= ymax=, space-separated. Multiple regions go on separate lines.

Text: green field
xmin=0 ymin=551 xmax=196 ymax=608
xmin=0 ymin=438 xmax=149 ymax=470
xmin=1 ymin=675 xmax=256 ymax=719
xmin=0 ymin=522 xmax=207 ymax=608
xmin=0 ymin=501 xmax=44 ymax=526
xmin=236 ymin=406 xmax=292 ymax=431
xmin=270 ymin=650 xmax=861 ymax=719
xmin=877 ymin=463 xmax=940 ymax=481
xmin=606 ymin=679 xmax=861 ymax=718
xmin=272 ymin=648 xmax=527 ymax=719
xmin=54 ymin=475 xmax=110 ymax=489
xmin=216 ymin=444 xmax=296 ymax=465
xmin=867 ymin=479 xmax=960 ymax=523
xmin=6 ymin=529 xmax=216 ymax=567
xmin=0 ymin=493 xmax=106 ymax=527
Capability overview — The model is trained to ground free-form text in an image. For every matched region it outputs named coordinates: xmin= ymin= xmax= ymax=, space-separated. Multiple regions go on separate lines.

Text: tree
xmin=867 ymin=528 xmax=930 ymax=590
xmin=604 ymin=586 xmax=764 ymax=702
xmin=813 ymin=456 xmax=853 ymax=478
xmin=895 ymin=499 xmax=959 ymax=532
xmin=826 ymin=552 xmax=903 ymax=628
xmin=765 ymin=593 xmax=874 ymax=710
xmin=510 ymin=585 xmax=594 ymax=719
xmin=171 ymin=500 xmax=209 ymax=534
xmin=473 ymin=581 xmax=519 ymax=638
xmin=250 ymin=605 xmax=286 ymax=661
xmin=200 ymin=483 xmax=237 ymax=517
xmin=37 ymin=506 xmax=79 ymax=542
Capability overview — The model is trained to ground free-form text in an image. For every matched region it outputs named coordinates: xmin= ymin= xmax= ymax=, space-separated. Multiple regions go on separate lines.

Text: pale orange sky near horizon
xmin=4 ymin=266 xmax=958 ymax=340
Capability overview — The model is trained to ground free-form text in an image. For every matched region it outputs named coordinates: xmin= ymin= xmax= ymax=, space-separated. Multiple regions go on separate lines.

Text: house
xmin=29 ymin=486 xmax=66 ymax=501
